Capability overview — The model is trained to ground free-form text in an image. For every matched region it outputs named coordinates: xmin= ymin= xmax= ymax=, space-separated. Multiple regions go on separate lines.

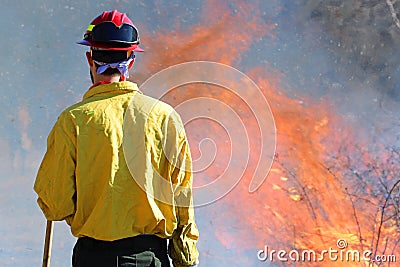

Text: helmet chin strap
xmin=94 ymin=53 xmax=135 ymax=81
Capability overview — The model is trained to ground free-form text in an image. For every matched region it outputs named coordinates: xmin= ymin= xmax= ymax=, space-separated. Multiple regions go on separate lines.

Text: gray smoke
xmin=301 ymin=0 xmax=400 ymax=99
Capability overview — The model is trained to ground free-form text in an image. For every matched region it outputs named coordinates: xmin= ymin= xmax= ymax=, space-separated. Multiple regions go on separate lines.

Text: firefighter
xmin=34 ymin=10 xmax=199 ymax=267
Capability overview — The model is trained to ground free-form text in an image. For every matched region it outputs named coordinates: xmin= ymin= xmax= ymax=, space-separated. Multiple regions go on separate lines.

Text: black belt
xmin=77 ymin=235 xmax=168 ymax=254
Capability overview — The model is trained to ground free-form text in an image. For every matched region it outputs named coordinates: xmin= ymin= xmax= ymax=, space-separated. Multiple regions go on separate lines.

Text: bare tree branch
xmin=386 ymin=0 xmax=400 ymax=30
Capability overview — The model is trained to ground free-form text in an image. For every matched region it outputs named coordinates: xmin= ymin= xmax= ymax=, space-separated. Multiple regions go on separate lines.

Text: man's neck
xmin=94 ymin=75 xmax=121 ymax=84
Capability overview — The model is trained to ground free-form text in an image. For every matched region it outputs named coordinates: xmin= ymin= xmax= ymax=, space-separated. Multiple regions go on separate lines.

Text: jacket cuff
xmin=172 ymin=260 xmax=199 ymax=267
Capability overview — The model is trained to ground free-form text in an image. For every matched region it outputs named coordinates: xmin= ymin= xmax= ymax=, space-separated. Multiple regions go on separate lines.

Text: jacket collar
xmin=83 ymin=81 xmax=141 ymax=100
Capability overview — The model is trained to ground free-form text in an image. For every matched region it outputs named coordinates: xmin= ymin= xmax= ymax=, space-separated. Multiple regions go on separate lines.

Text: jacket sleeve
xmin=166 ymin=113 xmax=199 ymax=267
xmin=33 ymin=111 xmax=77 ymax=222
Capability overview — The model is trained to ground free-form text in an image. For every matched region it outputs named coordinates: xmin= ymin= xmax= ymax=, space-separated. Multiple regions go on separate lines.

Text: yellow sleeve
xmin=33 ymin=111 xmax=77 ymax=222
xmin=166 ymin=113 xmax=199 ymax=267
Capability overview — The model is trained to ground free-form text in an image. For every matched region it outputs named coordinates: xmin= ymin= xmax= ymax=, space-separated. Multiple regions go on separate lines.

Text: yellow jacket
xmin=34 ymin=81 xmax=199 ymax=266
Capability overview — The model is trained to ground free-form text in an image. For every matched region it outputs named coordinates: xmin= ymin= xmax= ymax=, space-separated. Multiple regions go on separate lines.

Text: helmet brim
xmin=77 ymin=39 xmax=144 ymax=52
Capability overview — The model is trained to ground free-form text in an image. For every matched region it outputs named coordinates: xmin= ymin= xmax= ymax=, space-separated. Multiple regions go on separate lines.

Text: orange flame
xmin=132 ymin=0 xmax=399 ymax=265
xmin=136 ymin=0 xmax=275 ymax=78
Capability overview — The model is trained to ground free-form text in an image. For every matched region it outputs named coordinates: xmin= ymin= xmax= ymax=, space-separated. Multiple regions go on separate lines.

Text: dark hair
xmin=94 ymin=62 xmax=121 ymax=76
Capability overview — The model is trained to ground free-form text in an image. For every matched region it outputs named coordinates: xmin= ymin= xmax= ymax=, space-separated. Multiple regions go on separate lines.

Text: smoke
xmin=265 ymin=1 xmax=400 ymax=162
xmin=299 ymin=0 xmax=400 ymax=97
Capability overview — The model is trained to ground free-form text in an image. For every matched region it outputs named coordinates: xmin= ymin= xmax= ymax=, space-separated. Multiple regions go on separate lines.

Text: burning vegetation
xmin=131 ymin=0 xmax=400 ymax=265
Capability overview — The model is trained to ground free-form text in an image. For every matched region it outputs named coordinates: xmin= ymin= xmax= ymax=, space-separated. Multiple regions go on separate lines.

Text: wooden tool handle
xmin=42 ymin=220 xmax=54 ymax=267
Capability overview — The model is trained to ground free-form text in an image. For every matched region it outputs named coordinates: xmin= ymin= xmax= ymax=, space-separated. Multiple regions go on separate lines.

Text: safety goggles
xmin=86 ymin=22 xmax=139 ymax=44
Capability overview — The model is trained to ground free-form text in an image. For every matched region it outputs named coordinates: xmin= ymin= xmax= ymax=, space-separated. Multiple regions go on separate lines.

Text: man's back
xmin=34 ymin=81 xmax=199 ymax=266
xmin=35 ymin=10 xmax=199 ymax=266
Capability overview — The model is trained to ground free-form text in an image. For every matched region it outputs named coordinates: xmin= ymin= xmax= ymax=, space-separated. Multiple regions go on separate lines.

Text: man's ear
xmin=86 ymin=51 xmax=94 ymax=67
